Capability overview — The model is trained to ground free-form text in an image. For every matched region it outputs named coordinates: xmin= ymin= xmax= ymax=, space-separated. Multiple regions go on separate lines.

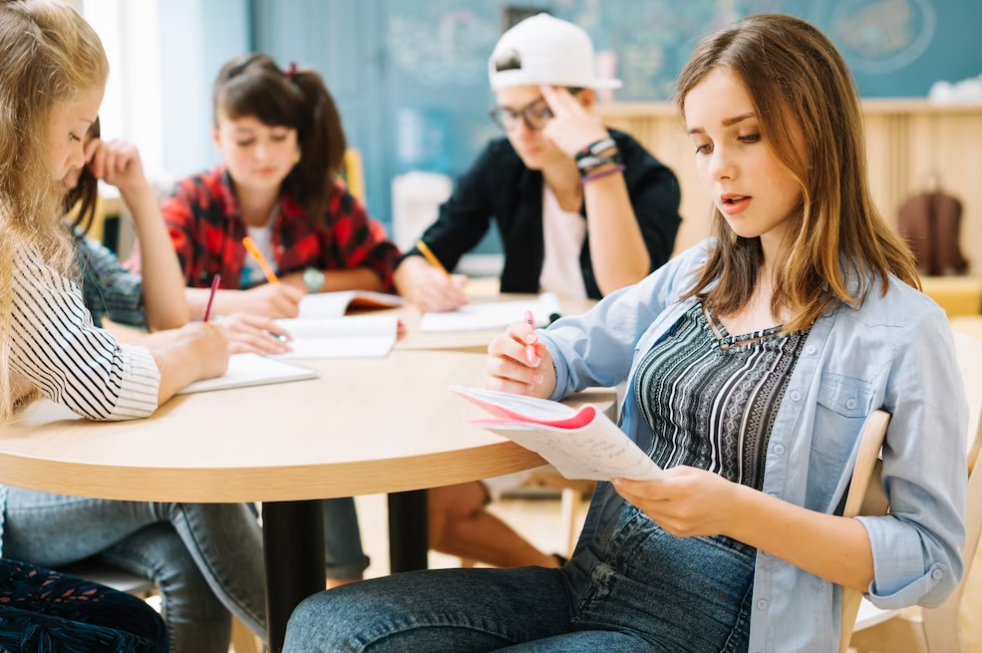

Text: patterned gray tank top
xmin=634 ymin=303 xmax=809 ymax=491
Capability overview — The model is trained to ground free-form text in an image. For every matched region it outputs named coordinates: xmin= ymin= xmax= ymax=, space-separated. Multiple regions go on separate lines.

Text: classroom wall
xmin=251 ymin=0 xmax=982 ymax=240
xmin=159 ymin=0 xmax=251 ymax=178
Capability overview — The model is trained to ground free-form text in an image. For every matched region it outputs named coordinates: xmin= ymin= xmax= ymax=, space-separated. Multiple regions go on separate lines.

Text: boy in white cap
xmin=396 ymin=14 xmax=682 ymax=572
xmin=394 ymin=13 xmax=681 ymax=311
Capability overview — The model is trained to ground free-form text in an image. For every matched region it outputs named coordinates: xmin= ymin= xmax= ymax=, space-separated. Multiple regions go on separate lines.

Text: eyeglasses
xmin=488 ymin=98 xmax=554 ymax=132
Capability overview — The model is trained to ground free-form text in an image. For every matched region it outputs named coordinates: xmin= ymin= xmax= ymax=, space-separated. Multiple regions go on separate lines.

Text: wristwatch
xmin=302 ymin=267 xmax=325 ymax=293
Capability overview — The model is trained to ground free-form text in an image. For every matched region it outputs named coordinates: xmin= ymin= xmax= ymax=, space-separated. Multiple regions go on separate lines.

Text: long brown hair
xmin=213 ymin=53 xmax=347 ymax=219
xmin=0 ymin=0 xmax=109 ymax=425
xmin=677 ymin=14 xmax=919 ymax=332
xmin=64 ymin=116 xmax=101 ymax=234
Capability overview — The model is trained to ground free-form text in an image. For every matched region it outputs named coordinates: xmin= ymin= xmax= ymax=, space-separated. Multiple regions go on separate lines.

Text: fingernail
xmin=611 ymin=478 xmax=622 ymax=488
xmin=533 ymin=373 xmax=544 ymax=384
xmin=527 ymin=384 xmax=534 ymax=392
xmin=525 ymin=334 xmax=536 ymax=343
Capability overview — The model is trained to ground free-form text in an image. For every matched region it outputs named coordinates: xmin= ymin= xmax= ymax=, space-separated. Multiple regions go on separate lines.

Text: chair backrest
xmin=839 ymin=410 xmax=891 ymax=653
xmin=946 ymin=333 xmax=982 ymax=608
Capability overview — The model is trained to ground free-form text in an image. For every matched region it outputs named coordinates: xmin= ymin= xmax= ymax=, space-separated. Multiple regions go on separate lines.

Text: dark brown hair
xmin=213 ymin=53 xmax=346 ymax=219
xmin=676 ymin=14 xmax=919 ymax=332
xmin=63 ymin=116 xmax=101 ymax=234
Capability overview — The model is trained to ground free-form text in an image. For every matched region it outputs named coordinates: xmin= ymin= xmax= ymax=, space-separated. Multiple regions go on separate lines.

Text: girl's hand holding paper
xmin=613 ymin=467 xmax=744 ymax=538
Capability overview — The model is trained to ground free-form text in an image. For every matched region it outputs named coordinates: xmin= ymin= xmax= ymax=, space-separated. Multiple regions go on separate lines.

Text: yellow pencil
xmin=416 ymin=240 xmax=449 ymax=278
xmin=243 ymin=236 xmax=280 ymax=284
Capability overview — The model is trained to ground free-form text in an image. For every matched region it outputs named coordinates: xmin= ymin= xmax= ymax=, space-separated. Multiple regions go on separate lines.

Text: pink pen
xmin=524 ymin=310 xmax=537 ymax=364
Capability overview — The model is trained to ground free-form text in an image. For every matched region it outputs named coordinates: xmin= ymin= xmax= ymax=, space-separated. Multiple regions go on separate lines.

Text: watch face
xmin=303 ymin=267 xmax=324 ymax=292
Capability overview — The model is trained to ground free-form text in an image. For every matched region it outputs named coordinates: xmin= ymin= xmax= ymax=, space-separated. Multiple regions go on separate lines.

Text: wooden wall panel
xmin=601 ymin=101 xmax=982 ymax=268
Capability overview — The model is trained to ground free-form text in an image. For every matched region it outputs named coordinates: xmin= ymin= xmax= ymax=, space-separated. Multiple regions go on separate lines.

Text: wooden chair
xmin=848 ymin=332 xmax=982 ymax=653
xmin=838 ymin=410 xmax=892 ymax=653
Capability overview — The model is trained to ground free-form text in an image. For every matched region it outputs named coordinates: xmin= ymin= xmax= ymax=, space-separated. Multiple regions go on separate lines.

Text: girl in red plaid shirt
xmin=161 ymin=54 xmax=401 ymax=330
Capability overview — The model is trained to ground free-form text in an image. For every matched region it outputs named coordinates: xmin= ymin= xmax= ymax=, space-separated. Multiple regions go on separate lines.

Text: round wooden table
xmin=0 ymin=350 xmax=613 ymax=651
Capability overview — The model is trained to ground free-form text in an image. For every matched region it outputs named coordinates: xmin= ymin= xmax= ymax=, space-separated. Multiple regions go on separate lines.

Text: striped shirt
xmin=634 ymin=303 xmax=808 ymax=491
xmin=9 ymin=245 xmax=160 ymax=422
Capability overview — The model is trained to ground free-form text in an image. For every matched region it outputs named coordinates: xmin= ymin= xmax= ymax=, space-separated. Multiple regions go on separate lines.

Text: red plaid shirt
xmin=158 ymin=167 xmax=400 ymax=291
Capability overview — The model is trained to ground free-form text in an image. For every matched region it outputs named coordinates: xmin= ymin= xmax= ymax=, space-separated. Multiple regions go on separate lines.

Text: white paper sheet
xmin=452 ymin=385 xmax=662 ymax=482
xmin=420 ymin=293 xmax=561 ymax=333
xmin=177 ymin=354 xmax=318 ymax=395
xmin=272 ymin=315 xmax=398 ymax=360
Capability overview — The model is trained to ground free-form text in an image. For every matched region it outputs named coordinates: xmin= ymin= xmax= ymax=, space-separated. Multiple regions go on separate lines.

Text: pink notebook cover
xmin=455 ymin=390 xmax=598 ymax=430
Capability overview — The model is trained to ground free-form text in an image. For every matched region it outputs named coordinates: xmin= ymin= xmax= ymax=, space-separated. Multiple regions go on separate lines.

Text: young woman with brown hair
xmin=284 ymin=14 xmax=966 ymax=652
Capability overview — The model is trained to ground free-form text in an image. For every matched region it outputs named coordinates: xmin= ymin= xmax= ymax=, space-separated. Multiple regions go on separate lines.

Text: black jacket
xmin=406 ymin=129 xmax=682 ymax=300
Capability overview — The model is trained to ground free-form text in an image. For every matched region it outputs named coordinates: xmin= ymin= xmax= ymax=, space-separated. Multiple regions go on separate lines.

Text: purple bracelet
xmin=581 ymin=163 xmax=626 ymax=184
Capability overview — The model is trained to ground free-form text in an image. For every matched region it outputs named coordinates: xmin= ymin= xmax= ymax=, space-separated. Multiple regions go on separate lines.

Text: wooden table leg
xmin=262 ymin=500 xmax=325 ymax=653
xmin=387 ymin=490 xmax=429 ymax=573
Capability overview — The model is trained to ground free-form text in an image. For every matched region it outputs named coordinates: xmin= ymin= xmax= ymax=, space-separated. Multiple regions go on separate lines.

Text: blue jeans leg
xmin=3 ymin=489 xmax=267 ymax=651
xmin=283 ymin=566 xmax=575 ymax=653
xmin=324 ymin=497 xmax=370 ymax=580
xmin=96 ymin=522 xmax=231 ymax=653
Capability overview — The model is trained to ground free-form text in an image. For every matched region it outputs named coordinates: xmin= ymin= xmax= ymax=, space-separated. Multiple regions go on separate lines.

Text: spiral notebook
xmin=451 ymin=385 xmax=662 ymax=481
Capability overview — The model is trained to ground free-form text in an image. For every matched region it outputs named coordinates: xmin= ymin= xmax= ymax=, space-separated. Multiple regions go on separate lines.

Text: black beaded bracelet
xmin=576 ymin=137 xmax=621 ymax=178
xmin=577 ymin=152 xmax=623 ymax=178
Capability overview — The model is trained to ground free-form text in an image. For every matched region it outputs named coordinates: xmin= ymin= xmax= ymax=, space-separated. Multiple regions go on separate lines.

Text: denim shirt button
xmin=773 ymin=444 xmax=786 ymax=455
xmin=805 ymin=345 xmax=817 ymax=355
xmin=846 ymin=398 xmax=858 ymax=410
xmin=790 ymin=390 xmax=802 ymax=402
xmin=932 ymin=568 xmax=945 ymax=581
xmin=756 ymin=598 xmax=769 ymax=610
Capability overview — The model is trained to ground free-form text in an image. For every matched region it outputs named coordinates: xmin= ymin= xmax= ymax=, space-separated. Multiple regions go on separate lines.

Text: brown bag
xmin=897 ymin=191 xmax=968 ymax=276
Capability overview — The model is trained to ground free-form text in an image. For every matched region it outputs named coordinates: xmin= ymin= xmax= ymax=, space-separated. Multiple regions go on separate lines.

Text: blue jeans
xmin=3 ymin=489 xmax=266 ymax=653
xmin=284 ymin=503 xmax=755 ymax=652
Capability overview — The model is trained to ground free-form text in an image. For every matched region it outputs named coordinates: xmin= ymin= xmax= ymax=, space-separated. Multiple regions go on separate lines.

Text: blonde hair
xmin=677 ymin=14 xmax=919 ymax=332
xmin=0 ymin=0 xmax=109 ymax=424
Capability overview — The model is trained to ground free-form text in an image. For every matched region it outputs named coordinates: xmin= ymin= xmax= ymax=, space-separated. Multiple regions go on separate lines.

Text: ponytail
xmin=282 ymin=68 xmax=346 ymax=218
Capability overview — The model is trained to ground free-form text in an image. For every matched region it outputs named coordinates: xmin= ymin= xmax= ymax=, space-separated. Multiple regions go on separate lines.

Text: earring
xmin=292 ymin=149 xmax=301 ymax=165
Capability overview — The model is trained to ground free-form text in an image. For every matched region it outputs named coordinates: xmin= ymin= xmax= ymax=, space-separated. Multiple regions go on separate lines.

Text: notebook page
xmin=297 ymin=292 xmax=357 ymax=320
xmin=176 ymin=354 xmax=318 ymax=395
xmin=276 ymin=315 xmax=397 ymax=340
xmin=272 ymin=315 xmax=398 ymax=360
xmin=298 ymin=291 xmax=404 ymax=320
xmin=475 ymin=416 xmax=662 ymax=481
xmin=420 ymin=293 xmax=561 ymax=333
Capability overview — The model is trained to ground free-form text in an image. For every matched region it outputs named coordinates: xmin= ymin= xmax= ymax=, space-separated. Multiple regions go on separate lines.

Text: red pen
xmin=524 ymin=310 xmax=537 ymax=364
xmin=203 ymin=274 xmax=221 ymax=322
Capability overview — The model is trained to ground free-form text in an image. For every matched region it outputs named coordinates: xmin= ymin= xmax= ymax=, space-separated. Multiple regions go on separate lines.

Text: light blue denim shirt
xmin=539 ymin=240 xmax=967 ymax=653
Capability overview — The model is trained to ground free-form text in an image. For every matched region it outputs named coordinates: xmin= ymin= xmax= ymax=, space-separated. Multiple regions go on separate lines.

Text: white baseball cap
xmin=488 ymin=14 xmax=621 ymax=91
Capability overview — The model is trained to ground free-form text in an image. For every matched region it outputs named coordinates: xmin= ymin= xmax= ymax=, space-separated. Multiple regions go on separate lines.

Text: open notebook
xmin=272 ymin=315 xmax=398 ymax=360
xmin=420 ymin=292 xmax=561 ymax=333
xmin=176 ymin=354 xmax=319 ymax=395
xmin=298 ymin=291 xmax=404 ymax=320
xmin=452 ymin=385 xmax=662 ymax=481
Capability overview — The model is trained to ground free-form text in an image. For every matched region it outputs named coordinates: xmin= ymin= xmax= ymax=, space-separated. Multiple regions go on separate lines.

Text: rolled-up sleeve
xmin=10 ymin=248 xmax=160 ymax=421
xmin=857 ymin=305 xmax=967 ymax=609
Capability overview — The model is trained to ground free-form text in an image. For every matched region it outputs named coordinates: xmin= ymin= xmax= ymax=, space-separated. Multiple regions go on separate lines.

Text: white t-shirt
xmin=539 ymin=185 xmax=588 ymax=301
xmin=241 ymin=223 xmax=277 ymax=289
